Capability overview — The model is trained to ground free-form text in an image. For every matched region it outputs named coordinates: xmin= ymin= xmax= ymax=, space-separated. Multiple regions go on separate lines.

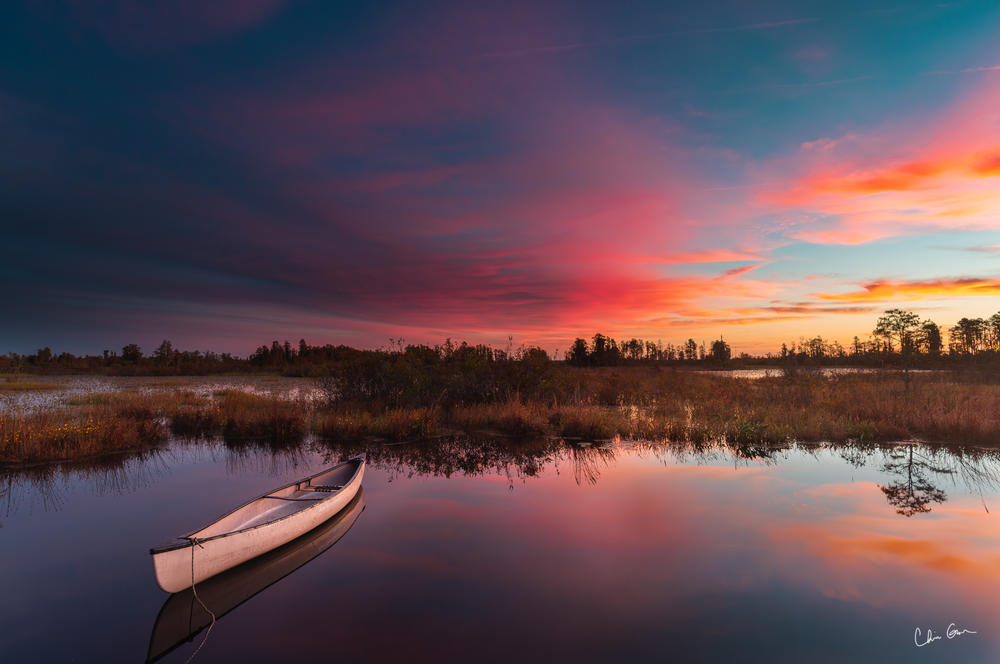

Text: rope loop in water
xmin=185 ymin=537 xmax=217 ymax=664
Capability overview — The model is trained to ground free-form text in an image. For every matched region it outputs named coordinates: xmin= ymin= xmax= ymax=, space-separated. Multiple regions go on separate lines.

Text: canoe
xmin=150 ymin=455 xmax=365 ymax=593
xmin=146 ymin=489 xmax=365 ymax=663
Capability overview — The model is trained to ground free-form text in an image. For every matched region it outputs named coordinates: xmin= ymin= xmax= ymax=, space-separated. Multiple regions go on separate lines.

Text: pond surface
xmin=0 ymin=375 xmax=323 ymax=413
xmin=2 ymin=438 xmax=999 ymax=663
xmin=693 ymin=367 xmax=938 ymax=379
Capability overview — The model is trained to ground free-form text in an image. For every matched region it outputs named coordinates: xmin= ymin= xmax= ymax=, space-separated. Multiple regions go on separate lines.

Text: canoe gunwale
xmin=149 ymin=454 xmax=365 ymax=555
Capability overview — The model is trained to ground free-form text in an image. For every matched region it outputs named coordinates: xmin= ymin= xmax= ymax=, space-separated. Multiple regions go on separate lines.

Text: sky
xmin=3 ymin=0 xmax=1000 ymax=356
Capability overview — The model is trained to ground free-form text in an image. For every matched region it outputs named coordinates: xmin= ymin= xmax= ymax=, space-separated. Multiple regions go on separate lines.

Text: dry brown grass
xmin=0 ymin=393 xmax=167 ymax=464
xmin=313 ymin=407 xmax=441 ymax=441
xmin=161 ymin=390 xmax=307 ymax=443
xmin=5 ymin=370 xmax=1000 ymax=465
xmin=1 ymin=389 xmax=308 ymax=463
xmin=589 ymin=370 xmax=1000 ymax=445
xmin=0 ymin=378 xmax=61 ymax=391
xmin=214 ymin=390 xmax=306 ymax=443
xmin=448 ymin=401 xmax=549 ymax=438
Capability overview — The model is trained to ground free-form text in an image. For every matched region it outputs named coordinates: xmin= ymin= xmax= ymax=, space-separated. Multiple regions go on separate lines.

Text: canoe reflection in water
xmin=146 ymin=490 xmax=365 ymax=663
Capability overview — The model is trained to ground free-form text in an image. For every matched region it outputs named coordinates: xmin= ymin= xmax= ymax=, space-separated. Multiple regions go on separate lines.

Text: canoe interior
xmin=188 ymin=459 xmax=362 ymax=540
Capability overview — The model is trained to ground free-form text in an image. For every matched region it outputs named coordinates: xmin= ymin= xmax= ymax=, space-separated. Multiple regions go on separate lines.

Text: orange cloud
xmin=816 ymin=276 xmax=1000 ymax=302
xmin=759 ymin=83 xmax=1000 ymax=244
xmin=973 ymin=150 xmax=1000 ymax=176
xmin=789 ymin=147 xmax=999 ymax=197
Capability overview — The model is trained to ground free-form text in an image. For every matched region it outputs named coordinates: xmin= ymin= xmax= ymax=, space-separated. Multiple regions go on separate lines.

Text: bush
xmin=320 ymin=342 xmax=553 ymax=408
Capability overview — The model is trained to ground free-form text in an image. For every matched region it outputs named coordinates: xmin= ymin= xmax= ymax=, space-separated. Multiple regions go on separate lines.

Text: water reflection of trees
xmin=839 ymin=442 xmax=1000 ymax=517
xmin=568 ymin=443 xmax=617 ymax=486
xmin=222 ymin=440 xmax=313 ymax=478
xmin=319 ymin=437 xmax=650 ymax=487
xmin=5 ymin=436 xmax=1000 ymax=520
xmin=322 ymin=437 xmax=1000 ymax=517
xmin=318 ymin=438 xmax=566 ymax=489
xmin=0 ymin=439 xmax=315 ymax=520
xmin=0 ymin=449 xmax=170 ymax=523
xmin=879 ymin=445 xmax=948 ymax=516
xmin=663 ymin=440 xmax=787 ymax=466
xmin=317 ymin=437 xmax=785 ymax=488
xmin=2 ymin=436 xmax=794 ymax=513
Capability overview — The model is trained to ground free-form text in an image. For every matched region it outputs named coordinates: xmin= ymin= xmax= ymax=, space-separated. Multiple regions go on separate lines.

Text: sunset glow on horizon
xmin=4 ymin=1 xmax=1000 ymax=355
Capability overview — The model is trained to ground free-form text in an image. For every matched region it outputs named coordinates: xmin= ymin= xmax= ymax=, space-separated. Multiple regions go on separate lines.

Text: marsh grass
xmin=0 ymin=376 xmax=61 ymax=391
xmin=448 ymin=401 xmax=549 ymax=438
xmin=215 ymin=390 xmax=306 ymax=444
xmin=164 ymin=390 xmax=307 ymax=443
xmin=5 ymin=369 xmax=1000 ymax=465
xmin=0 ymin=396 xmax=167 ymax=464
xmin=313 ymin=407 xmax=441 ymax=441
xmin=2 ymin=389 xmax=307 ymax=463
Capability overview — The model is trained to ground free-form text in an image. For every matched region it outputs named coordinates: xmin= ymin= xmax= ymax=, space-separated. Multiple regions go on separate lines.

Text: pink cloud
xmin=137 ymin=2 xmax=969 ymax=350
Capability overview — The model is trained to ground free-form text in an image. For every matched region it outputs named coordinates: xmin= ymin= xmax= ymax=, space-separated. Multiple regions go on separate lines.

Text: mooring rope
xmin=185 ymin=537 xmax=217 ymax=664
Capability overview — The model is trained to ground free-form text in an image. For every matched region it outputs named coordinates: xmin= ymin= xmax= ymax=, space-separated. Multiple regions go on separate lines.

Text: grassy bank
xmin=3 ymin=369 xmax=1000 ymax=465
xmin=0 ymin=389 xmax=307 ymax=465
xmin=0 ymin=393 xmax=168 ymax=464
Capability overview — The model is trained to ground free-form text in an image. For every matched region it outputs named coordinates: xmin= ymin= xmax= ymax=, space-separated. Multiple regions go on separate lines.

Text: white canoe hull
xmin=147 ymin=490 xmax=366 ymax=663
xmin=150 ymin=456 xmax=365 ymax=593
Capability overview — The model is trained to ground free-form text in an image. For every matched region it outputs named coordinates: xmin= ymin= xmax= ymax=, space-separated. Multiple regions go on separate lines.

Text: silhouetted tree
xmin=709 ymin=338 xmax=731 ymax=363
xmin=988 ymin=313 xmax=1000 ymax=351
xmin=566 ymin=338 xmax=589 ymax=366
xmin=874 ymin=309 xmax=921 ymax=356
xmin=153 ymin=340 xmax=175 ymax=366
xmin=122 ymin=344 xmax=142 ymax=363
xmin=623 ymin=338 xmax=643 ymax=361
xmin=950 ymin=317 xmax=986 ymax=355
xmin=588 ymin=333 xmax=623 ymax=366
xmin=645 ymin=340 xmax=658 ymax=361
xmin=920 ymin=320 xmax=942 ymax=356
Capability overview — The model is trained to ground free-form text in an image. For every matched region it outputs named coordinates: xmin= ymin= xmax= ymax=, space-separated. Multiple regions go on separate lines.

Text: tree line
xmin=4 ymin=309 xmax=1000 ymax=375
xmin=564 ymin=333 xmax=732 ymax=366
xmin=774 ymin=309 xmax=1000 ymax=366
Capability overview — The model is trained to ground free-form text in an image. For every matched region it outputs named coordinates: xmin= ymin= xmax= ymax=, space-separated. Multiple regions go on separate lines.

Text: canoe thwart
xmin=262 ymin=496 xmax=326 ymax=502
xmin=296 ymin=483 xmax=344 ymax=492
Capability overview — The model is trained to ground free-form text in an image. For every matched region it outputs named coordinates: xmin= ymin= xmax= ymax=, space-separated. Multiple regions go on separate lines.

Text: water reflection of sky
xmin=1 ymin=440 xmax=998 ymax=662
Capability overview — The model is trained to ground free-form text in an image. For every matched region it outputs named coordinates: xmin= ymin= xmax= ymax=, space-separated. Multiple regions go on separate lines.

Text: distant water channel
xmin=0 ymin=375 xmax=324 ymax=413
xmin=2 ymin=437 xmax=998 ymax=662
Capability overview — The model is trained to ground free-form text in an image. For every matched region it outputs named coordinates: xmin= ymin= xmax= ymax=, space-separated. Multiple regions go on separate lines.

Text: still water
xmin=2 ymin=438 xmax=998 ymax=663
